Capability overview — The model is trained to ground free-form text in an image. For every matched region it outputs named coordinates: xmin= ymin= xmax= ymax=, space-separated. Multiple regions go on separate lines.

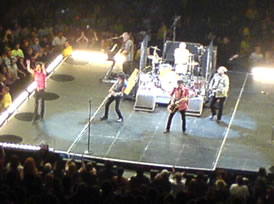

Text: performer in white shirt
xmin=208 ymin=66 xmax=230 ymax=122
xmin=174 ymin=42 xmax=191 ymax=75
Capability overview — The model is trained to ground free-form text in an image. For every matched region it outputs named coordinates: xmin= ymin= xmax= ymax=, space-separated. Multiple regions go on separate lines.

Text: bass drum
xmin=159 ymin=65 xmax=178 ymax=93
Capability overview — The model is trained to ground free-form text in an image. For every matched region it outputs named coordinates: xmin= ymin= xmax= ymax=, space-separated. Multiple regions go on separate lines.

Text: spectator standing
xmin=230 ymin=175 xmax=250 ymax=204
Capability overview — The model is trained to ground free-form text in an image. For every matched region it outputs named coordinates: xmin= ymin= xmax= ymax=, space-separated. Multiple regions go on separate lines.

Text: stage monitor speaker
xmin=134 ymin=91 xmax=156 ymax=112
xmin=186 ymin=96 xmax=204 ymax=116
xmin=124 ymin=68 xmax=139 ymax=95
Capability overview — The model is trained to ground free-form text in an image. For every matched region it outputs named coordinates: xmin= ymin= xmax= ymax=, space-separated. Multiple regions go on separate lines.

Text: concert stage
xmin=0 ymin=59 xmax=273 ymax=172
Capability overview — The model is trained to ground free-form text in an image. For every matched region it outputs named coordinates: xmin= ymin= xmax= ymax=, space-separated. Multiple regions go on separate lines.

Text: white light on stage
xmin=46 ymin=54 xmax=64 ymax=73
xmin=0 ymin=142 xmax=41 ymax=151
xmin=0 ymin=111 xmax=9 ymax=126
xmin=71 ymin=50 xmax=108 ymax=63
xmin=26 ymin=82 xmax=37 ymax=93
xmin=7 ymin=91 xmax=29 ymax=114
xmin=114 ymin=54 xmax=126 ymax=64
xmin=252 ymin=67 xmax=274 ymax=82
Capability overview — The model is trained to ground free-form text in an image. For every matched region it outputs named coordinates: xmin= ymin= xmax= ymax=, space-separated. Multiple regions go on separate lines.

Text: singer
xmin=26 ymin=59 xmax=47 ymax=124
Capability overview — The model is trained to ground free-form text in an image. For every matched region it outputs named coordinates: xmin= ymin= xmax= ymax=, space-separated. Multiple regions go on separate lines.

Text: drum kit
xmin=144 ymin=45 xmax=204 ymax=96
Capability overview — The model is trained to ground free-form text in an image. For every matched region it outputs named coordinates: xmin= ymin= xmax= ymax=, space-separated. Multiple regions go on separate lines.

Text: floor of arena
xmin=0 ymin=58 xmax=273 ymax=171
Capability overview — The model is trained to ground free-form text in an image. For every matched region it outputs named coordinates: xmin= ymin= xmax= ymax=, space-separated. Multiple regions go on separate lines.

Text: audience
xmin=0 ymin=146 xmax=274 ymax=204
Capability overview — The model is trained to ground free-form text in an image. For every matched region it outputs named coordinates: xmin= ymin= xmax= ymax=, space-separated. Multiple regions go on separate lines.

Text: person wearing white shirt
xmin=52 ymin=32 xmax=67 ymax=51
xmin=209 ymin=66 xmax=230 ymax=122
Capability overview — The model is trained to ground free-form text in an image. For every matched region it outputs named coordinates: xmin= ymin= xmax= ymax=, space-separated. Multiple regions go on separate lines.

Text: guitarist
xmin=164 ymin=80 xmax=189 ymax=134
xmin=101 ymin=72 xmax=127 ymax=122
xmin=208 ymin=66 xmax=230 ymax=122
xmin=120 ymin=32 xmax=134 ymax=76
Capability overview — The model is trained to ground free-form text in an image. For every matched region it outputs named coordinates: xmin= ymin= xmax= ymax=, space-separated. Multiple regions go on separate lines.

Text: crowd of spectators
xmin=0 ymin=0 xmax=273 ymax=111
xmin=0 ymin=146 xmax=274 ymax=204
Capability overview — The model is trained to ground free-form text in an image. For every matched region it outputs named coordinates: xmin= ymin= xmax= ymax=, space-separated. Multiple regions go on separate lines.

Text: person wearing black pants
xmin=26 ymin=60 xmax=46 ymax=123
xmin=33 ymin=89 xmax=45 ymax=120
xmin=166 ymin=109 xmax=187 ymax=133
xmin=101 ymin=72 xmax=127 ymax=122
xmin=164 ymin=80 xmax=189 ymax=134
xmin=208 ymin=66 xmax=230 ymax=122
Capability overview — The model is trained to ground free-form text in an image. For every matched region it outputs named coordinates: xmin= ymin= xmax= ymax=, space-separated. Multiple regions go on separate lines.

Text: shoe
xmin=209 ymin=115 xmax=215 ymax=120
xmin=216 ymin=119 xmax=221 ymax=123
xmin=100 ymin=116 xmax=108 ymax=121
xmin=117 ymin=118 xmax=123 ymax=122
xmin=164 ymin=129 xmax=170 ymax=134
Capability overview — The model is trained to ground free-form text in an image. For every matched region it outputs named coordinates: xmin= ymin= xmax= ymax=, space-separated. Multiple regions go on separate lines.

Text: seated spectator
xmin=24 ymin=47 xmax=39 ymax=68
xmin=62 ymin=41 xmax=73 ymax=57
xmin=17 ymin=57 xmax=28 ymax=75
xmin=75 ymin=31 xmax=89 ymax=48
xmin=52 ymin=32 xmax=67 ymax=52
xmin=230 ymin=175 xmax=250 ymax=203
xmin=30 ymin=37 xmax=42 ymax=55
xmin=3 ymin=29 xmax=15 ymax=49
xmin=11 ymin=43 xmax=24 ymax=59
xmin=10 ymin=57 xmax=26 ymax=79
xmin=2 ymin=49 xmax=12 ymax=69
xmin=0 ymin=86 xmax=12 ymax=111
xmin=21 ymin=39 xmax=30 ymax=54
xmin=1 ymin=66 xmax=16 ymax=85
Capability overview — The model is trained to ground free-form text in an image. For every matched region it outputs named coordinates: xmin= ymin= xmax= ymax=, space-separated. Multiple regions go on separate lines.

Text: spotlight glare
xmin=0 ymin=111 xmax=9 ymax=126
xmin=71 ymin=50 xmax=108 ymax=63
xmin=26 ymin=82 xmax=37 ymax=93
xmin=46 ymin=54 xmax=64 ymax=73
xmin=252 ymin=66 xmax=274 ymax=82
xmin=7 ymin=91 xmax=29 ymax=114
xmin=114 ymin=54 xmax=126 ymax=64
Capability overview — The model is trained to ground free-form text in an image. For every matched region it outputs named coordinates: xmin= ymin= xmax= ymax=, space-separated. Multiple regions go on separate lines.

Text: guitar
xmin=208 ymin=88 xmax=224 ymax=98
xmin=167 ymin=97 xmax=188 ymax=113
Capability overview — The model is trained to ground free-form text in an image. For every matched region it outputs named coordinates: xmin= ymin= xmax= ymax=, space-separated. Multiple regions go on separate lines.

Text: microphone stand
xmin=87 ymin=98 xmax=92 ymax=153
xmin=172 ymin=16 xmax=180 ymax=41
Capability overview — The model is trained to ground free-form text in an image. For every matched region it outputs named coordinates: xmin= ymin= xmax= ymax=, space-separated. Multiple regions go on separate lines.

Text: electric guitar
xmin=167 ymin=97 xmax=188 ymax=113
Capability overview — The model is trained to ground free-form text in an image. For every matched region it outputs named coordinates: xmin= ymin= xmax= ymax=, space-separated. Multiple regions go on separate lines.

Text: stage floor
xmin=0 ymin=59 xmax=273 ymax=171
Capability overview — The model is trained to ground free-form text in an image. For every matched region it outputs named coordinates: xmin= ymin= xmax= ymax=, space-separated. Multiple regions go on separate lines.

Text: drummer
xmin=174 ymin=42 xmax=192 ymax=75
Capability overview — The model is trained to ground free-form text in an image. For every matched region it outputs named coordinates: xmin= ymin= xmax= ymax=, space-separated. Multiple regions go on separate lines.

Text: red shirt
xmin=171 ymin=87 xmax=189 ymax=111
xmin=34 ymin=71 xmax=46 ymax=90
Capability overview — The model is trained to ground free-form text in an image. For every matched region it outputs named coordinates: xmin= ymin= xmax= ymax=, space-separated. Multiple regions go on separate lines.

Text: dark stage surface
xmin=1 ymin=59 xmax=273 ymax=171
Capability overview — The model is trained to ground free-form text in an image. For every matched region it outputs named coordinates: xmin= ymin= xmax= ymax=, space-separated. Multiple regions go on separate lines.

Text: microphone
xmin=89 ymin=97 xmax=92 ymax=102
